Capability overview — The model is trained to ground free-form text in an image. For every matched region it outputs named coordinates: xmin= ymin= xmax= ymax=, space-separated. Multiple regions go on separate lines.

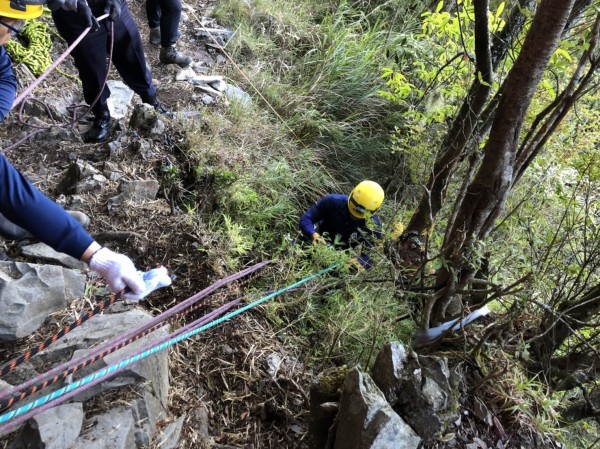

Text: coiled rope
xmin=5 ymin=20 xmax=53 ymax=77
xmin=0 ymin=264 xmax=336 ymax=432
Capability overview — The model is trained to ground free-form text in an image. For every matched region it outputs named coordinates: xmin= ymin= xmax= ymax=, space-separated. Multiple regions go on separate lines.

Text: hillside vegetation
xmin=1 ymin=0 xmax=599 ymax=447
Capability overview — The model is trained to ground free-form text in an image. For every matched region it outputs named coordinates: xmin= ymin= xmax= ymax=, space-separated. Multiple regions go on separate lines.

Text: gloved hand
xmin=125 ymin=267 xmax=173 ymax=302
xmin=104 ymin=0 xmax=124 ymax=22
xmin=312 ymin=232 xmax=326 ymax=245
xmin=89 ymin=247 xmax=145 ymax=295
xmin=347 ymin=257 xmax=365 ymax=272
xmin=75 ymin=0 xmax=99 ymax=31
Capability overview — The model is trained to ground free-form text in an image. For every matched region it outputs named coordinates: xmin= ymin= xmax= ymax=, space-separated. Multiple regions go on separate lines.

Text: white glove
xmin=124 ymin=267 xmax=172 ymax=302
xmin=89 ymin=247 xmax=146 ymax=295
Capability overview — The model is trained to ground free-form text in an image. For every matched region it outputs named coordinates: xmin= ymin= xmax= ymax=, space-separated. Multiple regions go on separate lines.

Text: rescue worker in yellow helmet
xmin=299 ymin=180 xmax=384 ymax=268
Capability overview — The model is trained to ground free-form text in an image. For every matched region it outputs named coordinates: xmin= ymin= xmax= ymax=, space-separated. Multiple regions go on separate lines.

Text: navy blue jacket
xmin=0 ymin=48 xmax=93 ymax=259
xmin=299 ymin=194 xmax=381 ymax=266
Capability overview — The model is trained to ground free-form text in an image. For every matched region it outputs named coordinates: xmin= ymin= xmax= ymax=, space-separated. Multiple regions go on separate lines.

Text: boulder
xmin=71 ymin=407 xmax=136 ymax=449
xmin=334 ymin=366 xmax=421 ymax=449
xmin=371 ymin=342 xmax=458 ymax=439
xmin=19 ymin=402 xmax=84 ymax=449
xmin=0 ymin=262 xmax=86 ymax=341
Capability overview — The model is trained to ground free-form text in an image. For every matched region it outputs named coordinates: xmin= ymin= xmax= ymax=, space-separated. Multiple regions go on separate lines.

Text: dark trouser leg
xmin=157 ymin=0 xmax=181 ymax=47
xmin=110 ymin=4 xmax=157 ymax=102
xmin=146 ymin=0 xmax=161 ymax=29
xmin=51 ymin=10 xmax=110 ymax=116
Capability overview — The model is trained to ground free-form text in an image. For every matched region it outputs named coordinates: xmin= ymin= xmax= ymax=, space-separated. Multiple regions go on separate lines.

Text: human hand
xmin=347 ymin=257 xmax=365 ymax=272
xmin=89 ymin=247 xmax=145 ymax=295
xmin=104 ymin=0 xmax=124 ymax=21
xmin=76 ymin=0 xmax=99 ymax=31
xmin=312 ymin=232 xmax=326 ymax=245
xmin=124 ymin=267 xmax=173 ymax=302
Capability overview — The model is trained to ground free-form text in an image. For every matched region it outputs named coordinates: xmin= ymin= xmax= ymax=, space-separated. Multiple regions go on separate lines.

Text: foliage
xmin=260 ymin=244 xmax=414 ymax=369
xmin=171 ymin=0 xmax=600 ymax=442
xmin=477 ymin=349 xmax=565 ymax=447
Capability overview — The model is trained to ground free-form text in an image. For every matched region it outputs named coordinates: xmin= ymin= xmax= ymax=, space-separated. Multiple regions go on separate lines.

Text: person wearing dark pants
xmin=0 ymin=0 xmax=148 ymax=296
xmin=146 ymin=0 xmax=192 ymax=67
xmin=52 ymin=0 xmax=166 ymax=143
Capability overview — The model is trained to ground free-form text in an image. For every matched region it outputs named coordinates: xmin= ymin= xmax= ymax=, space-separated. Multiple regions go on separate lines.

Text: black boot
xmin=144 ymin=95 xmax=168 ymax=114
xmin=84 ymin=106 xmax=112 ymax=143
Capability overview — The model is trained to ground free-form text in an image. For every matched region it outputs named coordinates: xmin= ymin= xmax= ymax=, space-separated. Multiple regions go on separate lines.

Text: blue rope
xmin=0 ymin=264 xmax=336 ymax=425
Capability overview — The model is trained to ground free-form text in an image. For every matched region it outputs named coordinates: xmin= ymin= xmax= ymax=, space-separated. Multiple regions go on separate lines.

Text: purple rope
xmin=0 ymin=260 xmax=270 ymax=401
xmin=0 ymin=298 xmax=242 ymax=435
xmin=11 ymin=14 xmax=109 ymax=110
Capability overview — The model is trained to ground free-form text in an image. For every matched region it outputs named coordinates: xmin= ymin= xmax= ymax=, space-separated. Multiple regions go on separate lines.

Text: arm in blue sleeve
xmin=299 ymin=198 xmax=326 ymax=239
xmin=0 ymin=48 xmax=17 ymax=122
xmin=0 ymin=155 xmax=94 ymax=259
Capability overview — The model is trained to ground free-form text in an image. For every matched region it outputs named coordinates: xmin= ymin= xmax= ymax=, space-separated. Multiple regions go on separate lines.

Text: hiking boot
xmin=84 ymin=107 xmax=112 ymax=143
xmin=67 ymin=211 xmax=91 ymax=229
xmin=144 ymin=95 xmax=168 ymax=114
xmin=159 ymin=46 xmax=192 ymax=68
xmin=149 ymin=27 xmax=160 ymax=46
xmin=0 ymin=210 xmax=91 ymax=241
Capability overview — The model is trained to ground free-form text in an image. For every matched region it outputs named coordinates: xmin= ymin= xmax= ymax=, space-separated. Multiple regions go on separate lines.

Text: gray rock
xmin=0 ymin=262 xmax=86 ymax=341
xmin=473 ymin=396 xmax=493 ymax=426
xmin=132 ymin=139 xmax=153 ymax=157
xmin=38 ymin=309 xmax=170 ymax=406
xmin=223 ymin=83 xmax=252 ymax=106
xmin=71 ymin=407 xmax=136 ymax=449
xmin=108 ymin=179 xmax=160 ymax=210
xmin=21 ymin=402 xmax=84 ymax=449
xmin=73 ymin=174 xmax=108 ymax=194
xmin=334 ymin=367 xmax=421 ymax=449
xmin=32 ymin=125 xmax=81 ymax=144
xmin=156 ymin=415 xmax=185 ymax=449
xmin=175 ymin=67 xmax=197 ymax=81
xmin=129 ymin=103 xmax=164 ymax=135
xmin=132 ymin=389 xmax=168 ymax=448
xmin=20 ymin=243 xmax=87 ymax=270
xmin=201 ymin=94 xmax=215 ymax=105
xmin=106 ymin=80 xmax=134 ymax=120
xmin=371 ymin=342 xmax=458 ymax=439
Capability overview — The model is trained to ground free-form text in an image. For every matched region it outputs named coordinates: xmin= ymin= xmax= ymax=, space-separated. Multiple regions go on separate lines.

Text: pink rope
xmin=0 ymin=260 xmax=270 ymax=401
xmin=11 ymin=14 xmax=109 ymax=111
xmin=0 ymin=298 xmax=242 ymax=436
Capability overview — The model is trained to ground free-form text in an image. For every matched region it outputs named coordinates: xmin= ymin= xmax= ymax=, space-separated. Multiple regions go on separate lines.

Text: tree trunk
xmin=427 ymin=0 xmax=576 ymax=326
xmin=531 ymin=283 xmax=600 ymax=362
xmin=405 ymin=0 xmax=536 ymax=235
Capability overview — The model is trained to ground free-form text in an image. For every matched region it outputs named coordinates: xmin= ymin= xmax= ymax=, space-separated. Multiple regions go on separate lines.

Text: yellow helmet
xmin=0 ymin=0 xmax=44 ymax=19
xmin=348 ymin=180 xmax=384 ymax=218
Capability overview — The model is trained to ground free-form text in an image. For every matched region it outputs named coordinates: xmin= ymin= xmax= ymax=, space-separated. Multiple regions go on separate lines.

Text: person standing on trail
xmin=50 ymin=0 xmax=167 ymax=143
xmin=0 ymin=0 xmax=153 ymax=297
xmin=299 ymin=180 xmax=384 ymax=269
xmin=146 ymin=0 xmax=192 ymax=67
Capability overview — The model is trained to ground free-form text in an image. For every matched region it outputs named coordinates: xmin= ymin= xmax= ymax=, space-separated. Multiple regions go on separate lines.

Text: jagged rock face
xmin=0 ymin=262 xmax=86 ymax=341
xmin=20 ymin=403 xmax=84 ymax=449
xmin=371 ymin=342 xmax=459 ymax=439
xmin=334 ymin=367 xmax=421 ymax=449
xmin=7 ymin=309 xmax=172 ymax=449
